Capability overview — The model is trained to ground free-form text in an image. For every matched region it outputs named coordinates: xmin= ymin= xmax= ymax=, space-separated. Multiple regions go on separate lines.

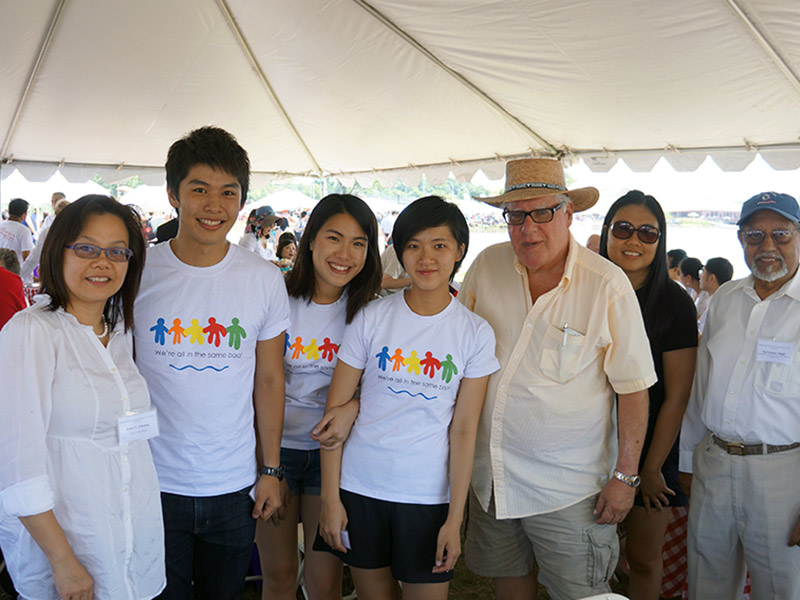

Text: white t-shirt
xmin=338 ymin=292 xmax=499 ymax=504
xmin=282 ymin=294 xmax=348 ymax=449
xmin=0 ymin=219 xmax=33 ymax=265
xmin=238 ymin=231 xmax=277 ymax=261
xmin=134 ymin=242 xmax=290 ymax=496
xmin=0 ymin=301 xmax=165 ymax=599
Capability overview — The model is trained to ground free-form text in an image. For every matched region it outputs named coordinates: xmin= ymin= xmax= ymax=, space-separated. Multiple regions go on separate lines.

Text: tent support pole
xmin=1 ymin=0 xmax=67 ymax=160
xmin=215 ymin=0 xmax=323 ymax=174
xmin=351 ymin=0 xmax=558 ymax=156
xmin=724 ymin=0 xmax=800 ymax=95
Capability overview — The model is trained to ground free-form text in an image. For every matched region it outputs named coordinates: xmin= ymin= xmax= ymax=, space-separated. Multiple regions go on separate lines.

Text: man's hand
xmin=789 ymin=514 xmax=800 ymax=547
xmin=594 ymin=478 xmax=635 ymax=524
xmin=252 ymin=475 xmax=282 ymax=521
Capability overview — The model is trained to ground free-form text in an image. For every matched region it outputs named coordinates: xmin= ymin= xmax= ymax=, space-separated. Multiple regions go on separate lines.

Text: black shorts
xmin=313 ymin=489 xmax=453 ymax=584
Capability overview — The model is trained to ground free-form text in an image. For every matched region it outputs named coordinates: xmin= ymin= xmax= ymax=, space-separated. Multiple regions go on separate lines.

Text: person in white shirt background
xmin=696 ymin=256 xmax=733 ymax=334
xmin=0 ymin=198 xmax=34 ymax=265
xmin=680 ymin=191 xmax=800 ymax=599
xmin=0 ymin=195 xmax=164 ymax=600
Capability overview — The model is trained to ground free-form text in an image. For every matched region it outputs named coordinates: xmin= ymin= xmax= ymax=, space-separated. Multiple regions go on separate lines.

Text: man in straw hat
xmin=680 ymin=192 xmax=800 ymax=598
xmin=459 ymin=158 xmax=654 ymax=599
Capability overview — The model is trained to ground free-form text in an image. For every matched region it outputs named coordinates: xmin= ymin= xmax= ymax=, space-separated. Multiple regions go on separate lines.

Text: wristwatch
xmin=260 ymin=465 xmax=284 ymax=481
xmin=613 ymin=469 xmax=641 ymax=488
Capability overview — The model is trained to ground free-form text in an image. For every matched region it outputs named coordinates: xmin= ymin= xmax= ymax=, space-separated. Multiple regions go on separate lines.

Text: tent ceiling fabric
xmin=2 ymin=0 xmax=800 ymax=186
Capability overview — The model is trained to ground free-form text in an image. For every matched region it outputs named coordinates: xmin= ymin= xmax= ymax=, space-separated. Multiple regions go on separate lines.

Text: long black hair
xmin=285 ymin=194 xmax=382 ymax=323
xmin=40 ymin=195 xmax=146 ymax=332
xmin=599 ymin=190 xmax=674 ymax=342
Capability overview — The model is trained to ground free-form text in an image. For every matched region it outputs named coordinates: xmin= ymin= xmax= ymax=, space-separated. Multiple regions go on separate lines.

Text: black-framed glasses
xmin=502 ymin=201 xmax=565 ymax=226
xmin=609 ymin=221 xmax=661 ymax=244
xmin=65 ymin=243 xmax=134 ymax=262
xmin=738 ymin=228 xmax=797 ymax=246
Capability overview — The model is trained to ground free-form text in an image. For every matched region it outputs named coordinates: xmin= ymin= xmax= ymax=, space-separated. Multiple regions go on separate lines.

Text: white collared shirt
xmin=0 ymin=301 xmax=165 ymax=599
xmin=459 ymin=236 xmax=656 ymax=518
xmin=680 ymin=272 xmax=800 ymax=472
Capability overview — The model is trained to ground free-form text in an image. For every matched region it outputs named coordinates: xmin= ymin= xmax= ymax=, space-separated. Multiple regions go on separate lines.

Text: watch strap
xmin=260 ymin=465 xmax=284 ymax=481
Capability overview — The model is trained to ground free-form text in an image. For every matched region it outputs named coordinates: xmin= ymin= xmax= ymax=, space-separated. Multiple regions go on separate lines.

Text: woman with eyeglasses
xmin=599 ymin=190 xmax=698 ymax=600
xmin=0 ymin=195 xmax=165 ymax=599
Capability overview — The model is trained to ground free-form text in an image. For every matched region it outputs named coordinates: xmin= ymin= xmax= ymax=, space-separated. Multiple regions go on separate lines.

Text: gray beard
xmin=751 ymin=252 xmax=788 ymax=282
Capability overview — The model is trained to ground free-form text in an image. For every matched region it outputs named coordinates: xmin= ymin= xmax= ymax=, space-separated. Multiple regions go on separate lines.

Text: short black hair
xmin=667 ymin=248 xmax=687 ymax=269
xmin=40 ymin=195 xmax=146 ymax=332
xmin=679 ymin=257 xmax=703 ymax=281
xmin=391 ymin=196 xmax=469 ymax=281
xmin=8 ymin=198 xmax=29 ymax=218
xmin=165 ymin=126 xmax=250 ymax=206
xmin=704 ymin=257 xmax=733 ymax=285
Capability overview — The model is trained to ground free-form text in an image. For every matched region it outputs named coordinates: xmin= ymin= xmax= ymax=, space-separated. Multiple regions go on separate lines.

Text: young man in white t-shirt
xmin=133 ymin=127 xmax=290 ymax=600
xmin=0 ymin=198 xmax=34 ymax=265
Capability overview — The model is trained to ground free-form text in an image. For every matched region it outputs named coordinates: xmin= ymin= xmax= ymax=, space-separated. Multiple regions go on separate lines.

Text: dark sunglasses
xmin=609 ymin=221 xmax=660 ymax=244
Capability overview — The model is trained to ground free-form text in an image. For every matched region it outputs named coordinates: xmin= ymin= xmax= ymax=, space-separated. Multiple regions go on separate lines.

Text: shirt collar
xmin=511 ymin=234 xmax=578 ymax=291
xmin=739 ymin=268 xmax=800 ymax=302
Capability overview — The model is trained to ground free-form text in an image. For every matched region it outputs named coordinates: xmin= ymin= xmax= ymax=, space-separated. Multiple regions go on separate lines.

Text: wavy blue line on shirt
xmin=387 ymin=387 xmax=437 ymax=400
xmin=169 ymin=364 xmax=229 ymax=372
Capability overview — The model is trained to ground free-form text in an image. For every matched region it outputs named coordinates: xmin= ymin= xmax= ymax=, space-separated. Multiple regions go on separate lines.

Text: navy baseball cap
xmin=737 ymin=192 xmax=800 ymax=226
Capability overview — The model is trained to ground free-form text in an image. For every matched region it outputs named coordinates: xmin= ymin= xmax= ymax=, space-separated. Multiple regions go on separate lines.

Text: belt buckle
xmin=727 ymin=442 xmax=745 ymax=455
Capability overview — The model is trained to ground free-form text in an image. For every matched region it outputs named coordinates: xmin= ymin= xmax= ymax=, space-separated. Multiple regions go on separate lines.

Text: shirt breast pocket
xmin=754 ymin=354 xmax=800 ymax=399
xmin=539 ymin=324 xmax=587 ymax=383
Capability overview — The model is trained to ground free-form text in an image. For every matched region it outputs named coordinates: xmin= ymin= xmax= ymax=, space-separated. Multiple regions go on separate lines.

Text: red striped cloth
xmin=660 ymin=506 xmax=751 ymax=599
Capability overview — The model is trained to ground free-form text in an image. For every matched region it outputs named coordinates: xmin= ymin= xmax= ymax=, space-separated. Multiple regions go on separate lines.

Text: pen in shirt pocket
xmin=561 ymin=323 xmax=583 ymax=346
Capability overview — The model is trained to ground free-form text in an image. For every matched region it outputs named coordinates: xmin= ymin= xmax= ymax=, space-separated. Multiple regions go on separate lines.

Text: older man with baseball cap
xmin=459 ymin=158 xmax=655 ymax=599
xmin=680 ymin=191 xmax=800 ymax=598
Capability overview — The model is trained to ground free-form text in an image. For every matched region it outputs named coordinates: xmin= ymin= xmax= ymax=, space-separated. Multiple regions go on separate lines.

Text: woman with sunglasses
xmin=599 ymin=190 xmax=697 ymax=600
xmin=0 ymin=195 xmax=164 ymax=599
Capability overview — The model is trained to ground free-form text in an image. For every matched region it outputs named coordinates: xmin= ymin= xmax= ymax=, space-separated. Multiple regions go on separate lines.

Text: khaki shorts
xmin=464 ymin=488 xmax=618 ymax=600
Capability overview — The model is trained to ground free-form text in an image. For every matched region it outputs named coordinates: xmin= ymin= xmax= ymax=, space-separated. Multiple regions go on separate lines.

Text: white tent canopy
xmin=2 ymin=0 xmax=800 ymax=188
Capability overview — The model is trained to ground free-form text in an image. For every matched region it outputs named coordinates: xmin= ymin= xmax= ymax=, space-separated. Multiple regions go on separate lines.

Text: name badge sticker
xmin=756 ymin=340 xmax=794 ymax=365
xmin=118 ymin=407 xmax=159 ymax=443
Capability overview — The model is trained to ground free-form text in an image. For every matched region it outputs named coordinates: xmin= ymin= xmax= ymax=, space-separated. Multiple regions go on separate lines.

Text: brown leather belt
xmin=712 ymin=434 xmax=800 ymax=456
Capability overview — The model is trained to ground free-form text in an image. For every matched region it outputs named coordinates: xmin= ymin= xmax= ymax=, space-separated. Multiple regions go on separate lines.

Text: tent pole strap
xmin=1 ymin=0 xmax=67 ymax=160
xmin=215 ymin=0 xmax=323 ymax=174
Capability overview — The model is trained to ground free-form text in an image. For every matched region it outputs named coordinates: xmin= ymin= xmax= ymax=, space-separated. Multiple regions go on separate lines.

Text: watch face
xmin=631 ymin=475 xmax=641 ymax=487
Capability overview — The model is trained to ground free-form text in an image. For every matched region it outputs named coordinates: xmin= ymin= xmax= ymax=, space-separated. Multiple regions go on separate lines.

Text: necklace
xmin=96 ymin=315 xmax=109 ymax=339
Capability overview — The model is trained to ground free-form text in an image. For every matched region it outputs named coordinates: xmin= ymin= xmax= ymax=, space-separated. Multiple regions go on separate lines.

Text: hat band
xmin=506 ymin=182 xmax=567 ymax=193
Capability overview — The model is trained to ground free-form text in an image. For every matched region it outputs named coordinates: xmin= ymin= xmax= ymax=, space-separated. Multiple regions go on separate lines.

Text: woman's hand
xmin=311 ymin=400 xmax=359 ymax=450
xmin=639 ymin=468 xmax=675 ymax=513
xmin=432 ymin=517 xmax=461 ymax=573
xmin=319 ymin=496 xmax=349 ymax=553
xmin=52 ymin=554 xmax=94 ymax=600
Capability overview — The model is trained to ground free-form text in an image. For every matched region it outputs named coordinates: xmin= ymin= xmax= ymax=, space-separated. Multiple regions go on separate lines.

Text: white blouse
xmin=0 ymin=300 xmax=165 ymax=599
xmin=237 ymin=231 xmax=277 ymax=261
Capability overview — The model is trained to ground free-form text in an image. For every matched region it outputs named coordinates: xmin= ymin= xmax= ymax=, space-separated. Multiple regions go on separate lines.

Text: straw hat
xmin=475 ymin=158 xmax=599 ymax=212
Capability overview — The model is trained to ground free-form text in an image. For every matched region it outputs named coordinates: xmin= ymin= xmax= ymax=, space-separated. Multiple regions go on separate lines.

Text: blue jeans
xmin=156 ymin=486 xmax=256 ymax=600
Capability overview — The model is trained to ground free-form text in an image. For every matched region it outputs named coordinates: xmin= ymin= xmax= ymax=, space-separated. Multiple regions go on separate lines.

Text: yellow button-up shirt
xmin=459 ymin=236 xmax=656 ymax=518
